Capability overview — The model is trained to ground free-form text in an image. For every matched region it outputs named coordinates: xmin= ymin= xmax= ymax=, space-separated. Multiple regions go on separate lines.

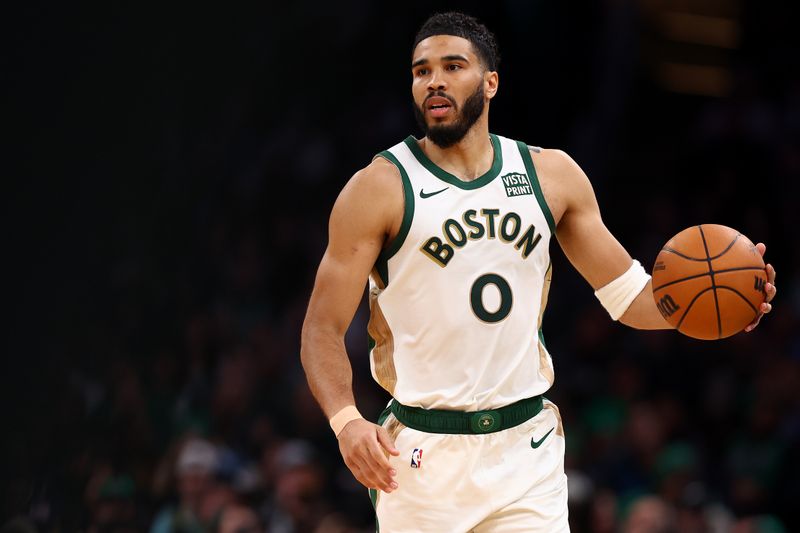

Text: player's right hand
xmin=337 ymin=418 xmax=400 ymax=493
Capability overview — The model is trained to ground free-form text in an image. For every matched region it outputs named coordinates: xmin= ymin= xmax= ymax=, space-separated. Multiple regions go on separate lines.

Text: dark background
xmin=5 ymin=1 xmax=800 ymax=532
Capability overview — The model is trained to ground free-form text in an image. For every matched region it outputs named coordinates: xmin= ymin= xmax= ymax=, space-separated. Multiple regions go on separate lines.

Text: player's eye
xmin=415 ymin=68 xmax=429 ymax=76
xmin=446 ymin=64 xmax=462 ymax=71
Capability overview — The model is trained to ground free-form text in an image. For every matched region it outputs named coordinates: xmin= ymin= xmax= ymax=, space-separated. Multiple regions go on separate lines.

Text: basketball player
xmin=300 ymin=12 xmax=776 ymax=532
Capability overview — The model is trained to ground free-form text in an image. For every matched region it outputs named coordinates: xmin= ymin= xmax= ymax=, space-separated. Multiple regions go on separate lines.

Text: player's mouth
xmin=426 ymin=96 xmax=454 ymax=118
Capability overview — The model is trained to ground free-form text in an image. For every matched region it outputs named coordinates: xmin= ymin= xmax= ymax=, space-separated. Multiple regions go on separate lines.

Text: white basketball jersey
xmin=367 ymin=134 xmax=555 ymax=410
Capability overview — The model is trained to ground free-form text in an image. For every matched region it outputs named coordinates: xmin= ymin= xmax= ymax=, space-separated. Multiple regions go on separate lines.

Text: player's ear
xmin=484 ymin=70 xmax=498 ymax=100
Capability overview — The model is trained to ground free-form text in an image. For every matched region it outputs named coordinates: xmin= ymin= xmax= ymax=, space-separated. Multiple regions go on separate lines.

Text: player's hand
xmin=745 ymin=243 xmax=776 ymax=332
xmin=337 ymin=418 xmax=400 ymax=493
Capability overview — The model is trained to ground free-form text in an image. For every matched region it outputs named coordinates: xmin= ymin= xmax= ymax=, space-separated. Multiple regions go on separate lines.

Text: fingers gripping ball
xmin=652 ymin=224 xmax=767 ymax=340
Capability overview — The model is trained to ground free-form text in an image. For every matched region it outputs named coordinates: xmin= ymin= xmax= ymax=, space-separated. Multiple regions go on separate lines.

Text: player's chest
xmin=408 ymin=189 xmax=548 ymax=268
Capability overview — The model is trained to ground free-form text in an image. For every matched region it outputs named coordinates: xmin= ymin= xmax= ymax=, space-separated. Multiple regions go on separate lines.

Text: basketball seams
xmin=676 ymin=286 xmax=715 ymax=331
xmin=697 ymin=225 xmax=722 ymax=339
xmin=652 ymin=266 xmax=766 ymax=293
xmin=661 ymin=247 xmax=707 ymax=261
xmin=707 ymin=233 xmax=740 ymax=260
xmin=652 ymin=271 xmax=709 ymax=293
xmin=660 ymin=231 xmax=740 ymax=262
xmin=715 ymin=286 xmax=759 ymax=318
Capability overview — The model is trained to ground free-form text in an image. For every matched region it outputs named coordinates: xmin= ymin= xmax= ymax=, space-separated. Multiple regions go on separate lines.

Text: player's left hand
xmin=745 ymin=243 xmax=776 ymax=332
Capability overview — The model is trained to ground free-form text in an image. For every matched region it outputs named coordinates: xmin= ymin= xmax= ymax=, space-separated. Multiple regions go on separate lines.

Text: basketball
xmin=651 ymin=224 xmax=767 ymax=340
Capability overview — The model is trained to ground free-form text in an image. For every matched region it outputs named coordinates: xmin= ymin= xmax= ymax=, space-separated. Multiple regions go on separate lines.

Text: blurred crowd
xmin=6 ymin=1 xmax=800 ymax=532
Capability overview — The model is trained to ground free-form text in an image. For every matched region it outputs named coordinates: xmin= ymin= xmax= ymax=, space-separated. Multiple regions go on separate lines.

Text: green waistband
xmin=389 ymin=395 xmax=544 ymax=435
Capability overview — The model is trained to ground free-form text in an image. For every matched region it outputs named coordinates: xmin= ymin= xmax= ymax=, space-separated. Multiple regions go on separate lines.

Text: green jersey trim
xmin=516 ymin=141 xmax=556 ymax=234
xmin=403 ymin=134 xmax=503 ymax=190
xmin=376 ymin=404 xmax=392 ymax=425
xmin=368 ymin=488 xmax=379 ymax=531
xmin=373 ymin=150 xmax=415 ymax=285
xmin=368 ymin=406 xmax=391 ymax=532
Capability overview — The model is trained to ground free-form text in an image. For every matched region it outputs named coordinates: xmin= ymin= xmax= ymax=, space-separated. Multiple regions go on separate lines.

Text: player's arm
xmin=537 ymin=149 xmax=776 ymax=331
xmin=300 ymin=158 xmax=402 ymax=493
xmin=535 ymin=149 xmax=671 ymax=329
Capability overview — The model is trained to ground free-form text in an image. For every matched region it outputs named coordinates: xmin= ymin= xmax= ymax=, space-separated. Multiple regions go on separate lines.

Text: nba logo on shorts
xmin=410 ymin=448 xmax=423 ymax=469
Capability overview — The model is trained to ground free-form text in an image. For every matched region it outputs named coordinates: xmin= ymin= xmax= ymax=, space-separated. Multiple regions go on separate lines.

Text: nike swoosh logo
xmin=530 ymin=427 xmax=554 ymax=449
xmin=419 ymin=187 xmax=449 ymax=199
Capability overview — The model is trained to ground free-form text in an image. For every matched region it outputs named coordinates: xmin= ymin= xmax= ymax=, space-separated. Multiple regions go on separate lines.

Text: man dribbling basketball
xmin=300 ymin=12 xmax=776 ymax=532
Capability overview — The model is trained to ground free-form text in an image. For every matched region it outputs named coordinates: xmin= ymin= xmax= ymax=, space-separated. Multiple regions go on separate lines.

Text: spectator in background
xmin=86 ymin=474 xmax=138 ymax=533
xmin=621 ymin=495 xmax=677 ymax=533
xmin=151 ymin=438 xmax=218 ymax=533
xmin=260 ymin=440 xmax=330 ymax=533
xmin=217 ymin=505 xmax=262 ymax=533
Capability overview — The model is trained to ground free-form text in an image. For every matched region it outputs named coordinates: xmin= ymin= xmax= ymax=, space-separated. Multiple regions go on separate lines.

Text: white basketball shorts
xmin=370 ymin=398 xmax=569 ymax=532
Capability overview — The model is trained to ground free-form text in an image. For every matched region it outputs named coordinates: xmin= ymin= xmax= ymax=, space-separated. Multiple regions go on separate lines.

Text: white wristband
xmin=594 ymin=260 xmax=651 ymax=320
xmin=329 ymin=405 xmax=363 ymax=436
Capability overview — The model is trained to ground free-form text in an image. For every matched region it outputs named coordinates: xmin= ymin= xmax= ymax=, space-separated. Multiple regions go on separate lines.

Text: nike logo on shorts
xmin=530 ymin=427 xmax=554 ymax=449
xmin=419 ymin=187 xmax=449 ymax=199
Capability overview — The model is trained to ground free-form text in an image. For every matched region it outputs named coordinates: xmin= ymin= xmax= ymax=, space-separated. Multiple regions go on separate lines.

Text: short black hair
xmin=413 ymin=12 xmax=500 ymax=72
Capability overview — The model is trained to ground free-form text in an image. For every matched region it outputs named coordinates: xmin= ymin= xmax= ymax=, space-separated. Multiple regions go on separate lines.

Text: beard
xmin=413 ymin=82 xmax=485 ymax=149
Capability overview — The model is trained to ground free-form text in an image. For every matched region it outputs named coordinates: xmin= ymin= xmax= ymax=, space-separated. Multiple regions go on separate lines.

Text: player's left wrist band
xmin=329 ymin=405 xmax=363 ymax=436
xmin=594 ymin=259 xmax=651 ymax=320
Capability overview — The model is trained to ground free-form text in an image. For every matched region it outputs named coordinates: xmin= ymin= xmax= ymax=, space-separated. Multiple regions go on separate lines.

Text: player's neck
xmin=421 ymin=123 xmax=493 ymax=182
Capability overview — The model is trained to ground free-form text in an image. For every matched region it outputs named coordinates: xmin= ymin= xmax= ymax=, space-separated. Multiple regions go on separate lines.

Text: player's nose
xmin=427 ymin=69 xmax=447 ymax=92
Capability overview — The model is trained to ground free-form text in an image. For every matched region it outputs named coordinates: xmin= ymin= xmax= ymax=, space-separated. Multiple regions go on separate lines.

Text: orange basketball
xmin=651 ymin=224 xmax=767 ymax=340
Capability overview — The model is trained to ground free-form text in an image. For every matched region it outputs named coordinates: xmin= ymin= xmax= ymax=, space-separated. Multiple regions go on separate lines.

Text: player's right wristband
xmin=329 ymin=405 xmax=363 ymax=436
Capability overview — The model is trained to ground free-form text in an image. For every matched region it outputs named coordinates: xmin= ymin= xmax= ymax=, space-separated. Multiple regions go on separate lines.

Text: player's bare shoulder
xmin=330 ymin=156 xmax=405 ymax=246
xmin=358 ymin=156 xmax=404 ymax=196
xmin=528 ymin=147 xmax=596 ymax=226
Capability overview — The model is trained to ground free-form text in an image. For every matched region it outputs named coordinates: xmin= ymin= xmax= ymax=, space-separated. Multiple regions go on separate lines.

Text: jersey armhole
xmin=372 ymin=151 xmax=415 ymax=285
xmin=515 ymin=141 xmax=556 ymax=234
